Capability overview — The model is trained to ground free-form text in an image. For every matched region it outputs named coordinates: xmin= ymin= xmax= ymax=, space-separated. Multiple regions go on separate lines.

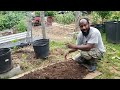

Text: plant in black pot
xmin=33 ymin=11 xmax=49 ymax=59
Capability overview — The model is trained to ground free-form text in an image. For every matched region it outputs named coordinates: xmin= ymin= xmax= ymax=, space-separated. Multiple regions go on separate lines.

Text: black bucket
xmin=33 ymin=39 xmax=49 ymax=59
xmin=0 ymin=48 xmax=13 ymax=74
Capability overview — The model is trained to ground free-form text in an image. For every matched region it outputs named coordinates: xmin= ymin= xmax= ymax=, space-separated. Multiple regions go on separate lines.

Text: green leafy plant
xmin=11 ymin=39 xmax=18 ymax=51
xmin=54 ymin=14 xmax=63 ymax=24
xmin=0 ymin=11 xmax=9 ymax=15
xmin=45 ymin=11 xmax=56 ymax=17
xmin=0 ymin=11 xmax=26 ymax=31
xmin=35 ymin=11 xmax=40 ymax=17
xmin=109 ymin=11 xmax=120 ymax=21
xmin=15 ymin=20 xmax=27 ymax=33
xmin=54 ymin=12 xmax=75 ymax=24
xmin=96 ymin=11 xmax=111 ymax=23
xmin=11 ymin=39 xmax=18 ymax=43
xmin=89 ymin=11 xmax=102 ymax=24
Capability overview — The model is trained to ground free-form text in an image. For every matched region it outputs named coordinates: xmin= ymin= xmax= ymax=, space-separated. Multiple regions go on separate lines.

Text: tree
xmin=96 ymin=11 xmax=111 ymax=23
xmin=110 ymin=11 xmax=120 ymax=21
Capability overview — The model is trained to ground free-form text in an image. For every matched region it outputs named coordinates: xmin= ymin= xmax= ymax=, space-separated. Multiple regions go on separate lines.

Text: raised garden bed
xmin=10 ymin=45 xmax=102 ymax=79
xmin=18 ymin=60 xmax=89 ymax=79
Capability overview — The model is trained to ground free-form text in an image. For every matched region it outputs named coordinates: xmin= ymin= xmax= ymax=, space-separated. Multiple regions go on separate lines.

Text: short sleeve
xmin=76 ymin=32 xmax=83 ymax=45
xmin=87 ymin=32 xmax=98 ymax=44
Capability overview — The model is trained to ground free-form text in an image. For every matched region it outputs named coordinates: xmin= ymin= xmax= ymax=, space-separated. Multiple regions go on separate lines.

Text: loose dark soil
xmin=19 ymin=60 xmax=89 ymax=79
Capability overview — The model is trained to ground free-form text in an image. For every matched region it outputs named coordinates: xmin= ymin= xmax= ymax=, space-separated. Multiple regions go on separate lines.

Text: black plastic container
xmin=94 ymin=24 xmax=105 ymax=33
xmin=33 ymin=39 xmax=49 ymax=59
xmin=0 ymin=48 xmax=13 ymax=74
xmin=105 ymin=21 xmax=120 ymax=44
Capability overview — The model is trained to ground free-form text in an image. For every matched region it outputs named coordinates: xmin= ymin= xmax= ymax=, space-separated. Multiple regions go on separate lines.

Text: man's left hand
xmin=66 ymin=43 xmax=76 ymax=49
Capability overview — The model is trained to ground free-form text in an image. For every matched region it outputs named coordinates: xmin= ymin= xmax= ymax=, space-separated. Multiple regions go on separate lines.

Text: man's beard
xmin=81 ymin=28 xmax=90 ymax=37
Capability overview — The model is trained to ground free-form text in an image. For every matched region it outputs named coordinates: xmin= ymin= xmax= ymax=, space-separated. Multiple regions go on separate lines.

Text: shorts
xmin=72 ymin=48 xmax=104 ymax=61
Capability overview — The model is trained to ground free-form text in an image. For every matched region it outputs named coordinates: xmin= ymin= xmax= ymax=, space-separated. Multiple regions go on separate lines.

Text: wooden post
xmin=40 ymin=11 xmax=46 ymax=39
xmin=74 ymin=11 xmax=81 ymax=32
xmin=73 ymin=11 xmax=81 ymax=39
xmin=26 ymin=12 xmax=32 ymax=43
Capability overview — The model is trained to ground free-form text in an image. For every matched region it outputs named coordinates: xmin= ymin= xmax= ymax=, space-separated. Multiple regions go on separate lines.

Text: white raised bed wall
xmin=0 ymin=32 xmax=32 ymax=48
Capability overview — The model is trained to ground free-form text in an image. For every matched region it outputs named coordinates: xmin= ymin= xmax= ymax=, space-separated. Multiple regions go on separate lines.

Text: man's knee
xmin=72 ymin=53 xmax=81 ymax=61
xmin=81 ymin=51 xmax=92 ymax=60
xmin=81 ymin=48 xmax=102 ymax=60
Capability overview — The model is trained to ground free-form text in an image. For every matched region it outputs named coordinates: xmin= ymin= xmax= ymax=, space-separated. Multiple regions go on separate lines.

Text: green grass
xmin=50 ymin=40 xmax=65 ymax=50
xmin=95 ymin=32 xmax=120 ymax=79
xmin=50 ymin=39 xmax=76 ymax=50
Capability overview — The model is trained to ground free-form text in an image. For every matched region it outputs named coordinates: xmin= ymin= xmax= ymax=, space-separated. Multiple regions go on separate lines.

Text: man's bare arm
xmin=67 ymin=43 xmax=95 ymax=51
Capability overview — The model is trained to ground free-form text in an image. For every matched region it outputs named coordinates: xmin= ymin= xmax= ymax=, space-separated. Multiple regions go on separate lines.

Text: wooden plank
xmin=0 ymin=32 xmax=27 ymax=44
xmin=83 ymin=71 xmax=102 ymax=79
xmin=0 ymin=38 xmax=28 ymax=48
xmin=9 ymin=62 xmax=57 ymax=79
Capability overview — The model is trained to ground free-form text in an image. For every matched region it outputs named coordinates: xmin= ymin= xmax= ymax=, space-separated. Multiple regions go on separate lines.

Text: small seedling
xmin=11 ymin=39 xmax=18 ymax=52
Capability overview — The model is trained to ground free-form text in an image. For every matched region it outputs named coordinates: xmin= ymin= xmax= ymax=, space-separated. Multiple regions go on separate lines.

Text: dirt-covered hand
xmin=64 ymin=52 xmax=69 ymax=60
xmin=64 ymin=49 xmax=77 ymax=60
xmin=65 ymin=43 xmax=76 ymax=49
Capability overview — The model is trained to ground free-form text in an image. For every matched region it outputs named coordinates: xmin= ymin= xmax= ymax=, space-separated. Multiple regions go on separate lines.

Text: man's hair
xmin=79 ymin=18 xmax=89 ymax=25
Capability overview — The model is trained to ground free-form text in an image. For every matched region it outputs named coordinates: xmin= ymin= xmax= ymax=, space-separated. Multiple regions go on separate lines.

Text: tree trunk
xmin=40 ymin=11 xmax=46 ymax=39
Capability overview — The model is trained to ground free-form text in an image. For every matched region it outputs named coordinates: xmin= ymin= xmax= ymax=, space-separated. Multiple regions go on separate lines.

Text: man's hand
xmin=66 ymin=43 xmax=95 ymax=51
xmin=64 ymin=49 xmax=78 ymax=60
xmin=65 ymin=43 xmax=76 ymax=49
xmin=64 ymin=52 xmax=69 ymax=60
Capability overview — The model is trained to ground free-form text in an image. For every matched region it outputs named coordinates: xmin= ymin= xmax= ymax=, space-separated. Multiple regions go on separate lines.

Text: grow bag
xmin=105 ymin=21 xmax=120 ymax=43
xmin=0 ymin=48 xmax=13 ymax=74
xmin=94 ymin=24 xmax=105 ymax=33
xmin=33 ymin=39 xmax=49 ymax=59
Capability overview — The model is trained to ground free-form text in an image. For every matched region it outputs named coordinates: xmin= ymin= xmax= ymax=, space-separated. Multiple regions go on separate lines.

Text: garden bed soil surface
xmin=18 ymin=60 xmax=89 ymax=79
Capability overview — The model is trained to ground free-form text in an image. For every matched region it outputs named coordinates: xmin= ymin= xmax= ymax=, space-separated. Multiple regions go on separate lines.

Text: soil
xmin=1 ymin=32 xmax=12 ymax=36
xmin=12 ymin=46 xmax=35 ymax=61
xmin=11 ymin=45 xmax=69 ymax=72
xmin=19 ymin=60 xmax=89 ymax=79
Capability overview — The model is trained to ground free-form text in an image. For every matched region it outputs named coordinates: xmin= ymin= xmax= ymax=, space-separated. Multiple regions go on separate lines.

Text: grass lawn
xmin=95 ymin=32 xmax=120 ymax=79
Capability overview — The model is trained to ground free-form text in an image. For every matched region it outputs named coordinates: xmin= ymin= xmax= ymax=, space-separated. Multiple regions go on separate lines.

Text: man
xmin=65 ymin=18 xmax=105 ymax=72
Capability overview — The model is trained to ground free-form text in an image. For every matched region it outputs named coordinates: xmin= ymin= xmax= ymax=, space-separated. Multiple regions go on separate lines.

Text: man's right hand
xmin=64 ymin=52 xmax=69 ymax=60
xmin=64 ymin=49 xmax=78 ymax=60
